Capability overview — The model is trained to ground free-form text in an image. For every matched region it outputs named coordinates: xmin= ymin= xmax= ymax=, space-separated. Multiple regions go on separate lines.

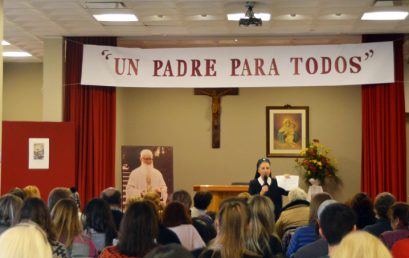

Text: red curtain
xmin=361 ymin=34 xmax=406 ymax=201
xmin=64 ymin=37 xmax=117 ymax=208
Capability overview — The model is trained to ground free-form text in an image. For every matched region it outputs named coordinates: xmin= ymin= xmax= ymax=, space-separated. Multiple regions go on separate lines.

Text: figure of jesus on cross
xmin=194 ymin=88 xmax=239 ymax=148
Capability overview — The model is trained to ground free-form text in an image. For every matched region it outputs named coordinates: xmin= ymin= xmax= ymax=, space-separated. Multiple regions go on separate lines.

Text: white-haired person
xmin=125 ymin=149 xmax=168 ymax=204
xmin=332 ymin=231 xmax=392 ymax=258
xmin=276 ymin=187 xmax=310 ymax=239
xmin=0 ymin=221 xmax=53 ymax=258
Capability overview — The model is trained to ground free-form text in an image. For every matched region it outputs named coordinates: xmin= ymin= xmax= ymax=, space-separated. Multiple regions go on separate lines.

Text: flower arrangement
xmin=295 ymin=139 xmax=338 ymax=185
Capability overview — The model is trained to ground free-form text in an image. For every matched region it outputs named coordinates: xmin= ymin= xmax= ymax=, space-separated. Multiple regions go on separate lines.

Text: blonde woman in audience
xmin=331 ymin=231 xmax=392 ymax=258
xmin=0 ymin=221 xmax=53 ymax=258
xmin=23 ymin=185 xmax=41 ymax=198
xmin=144 ymin=191 xmax=164 ymax=217
xmin=51 ymin=199 xmax=98 ymax=258
xmin=0 ymin=193 xmax=23 ymax=234
xmin=275 ymin=187 xmax=310 ymax=238
xmin=247 ymin=195 xmax=283 ymax=258
xmin=199 ymin=198 xmax=260 ymax=258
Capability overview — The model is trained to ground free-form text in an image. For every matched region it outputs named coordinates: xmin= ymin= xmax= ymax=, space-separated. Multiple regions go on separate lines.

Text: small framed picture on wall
xmin=28 ymin=138 xmax=50 ymax=169
xmin=266 ymin=105 xmax=309 ymax=157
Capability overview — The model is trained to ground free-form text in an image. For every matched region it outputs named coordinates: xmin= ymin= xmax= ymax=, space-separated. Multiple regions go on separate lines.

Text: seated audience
xmin=0 ymin=193 xmax=23 ymax=234
xmin=51 ymin=199 xmax=98 ymax=257
xmin=237 ymin=192 xmax=252 ymax=202
xmin=291 ymin=199 xmax=336 ymax=258
xmin=101 ymin=187 xmax=124 ymax=230
xmin=247 ymin=195 xmax=283 ymax=258
xmin=191 ymin=191 xmax=216 ymax=245
xmin=23 ymin=185 xmax=41 ymax=198
xmin=286 ymin=192 xmax=332 ymax=257
xmin=162 ymin=201 xmax=205 ymax=251
xmin=380 ymin=202 xmax=409 ymax=249
xmin=17 ymin=197 xmax=69 ymax=258
xmin=318 ymin=202 xmax=357 ymax=257
xmin=332 ymin=231 xmax=392 ymax=258
xmin=48 ymin=187 xmax=72 ymax=211
xmin=391 ymin=238 xmax=409 ymax=258
xmin=100 ymin=201 xmax=158 ymax=257
xmin=0 ymin=221 xmax=53 ymax=258
xmin=145 ymin=243 xmax=195 ymax=258
xmin=363 ymin=192 xmax=396 ymax=237
xmin=199 ymin=198 xmax=260 ymax=258
xmin=347 ymin=192 xmax=376 ymax=229
xmin=276 ymin=187 xmax=310 ymax=239
xmin=82 ymin=198 xmax=118 ymax=253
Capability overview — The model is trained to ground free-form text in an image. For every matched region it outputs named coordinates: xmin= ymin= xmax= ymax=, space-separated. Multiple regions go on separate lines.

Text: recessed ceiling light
xmin=290 ymin=14 xmax=297 ymax=17
xmin=2 ymin=40 xmax=10 ymax=45
xmin=93 ymin=14 xmax=138 ymax=22
xmin=3 ymin=51 xmax=32 ymax=57
xmin=227 ymin=13 xmax=270 ymax=21
xmin=361 ymin=11 xmax=408 ymax=20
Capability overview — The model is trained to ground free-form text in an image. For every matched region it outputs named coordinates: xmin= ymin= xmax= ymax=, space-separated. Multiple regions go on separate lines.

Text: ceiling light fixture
xmin=227 ymin=1 xmax=269 ymax=26
xmin=2 ymin=40 xmax=10 ymax=45
xmin=361 ymin=11 xmax=408 ymax=20
xmin=3 ymin=51 xmax=32 ymax=57
xmin=93 ymin=14 xmax=138 ymax=22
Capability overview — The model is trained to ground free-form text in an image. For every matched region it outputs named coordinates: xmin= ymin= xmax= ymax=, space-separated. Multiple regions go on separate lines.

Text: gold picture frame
xmin=266 ymin=105 xmax=309 ymax=157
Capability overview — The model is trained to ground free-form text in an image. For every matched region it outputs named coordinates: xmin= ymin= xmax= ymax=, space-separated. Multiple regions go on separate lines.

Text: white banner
xmin=81 ymin=42 xmax=394 ymax=88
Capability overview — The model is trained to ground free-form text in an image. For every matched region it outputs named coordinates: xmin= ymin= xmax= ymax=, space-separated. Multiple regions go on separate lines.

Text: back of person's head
xmin=118 ymin=201 xmax=158 ymax=257
xmin=101 ymin=187 xmax=122 ymax=207
xmin=17 ymin=197 xmax=56 ymax=242
xmin=389 ymin=202 xmax=409 ymax=229
xmin=23 ymin=185 xmax=41 ymax=199
xmin=193 ymin=191 xmax=213 ymax=210
xmin=213 ymin=198 xmax=251 ymax=258
xmin=0 ymin=222 xmax=53 ymax=258
xmin=170 ymin=190 xmax=192 ymax=209
xmin=247 ymin=195 xmax=276 ymax=255
xmin=162 ymin=201 xmax=192 ymax=227
xmin=144 ymin=243 xmax=194 ymax=258
xmin=47 ymin=187 xmax=72 ymax=211
xmin=319 ymin=203 xmax=356 ymax=246
xmin=8 ymin=187 xmax=26 ymax=200
xmin=144 ymin=191 xmax=162 ymax=211
xmin=288 ymin=187 xmax=308 ymax=202
xmin=374 ymin=192 xmax=396 ymax=218
xmin=237 ymin=192 xmax=251 ymax=202
xmin=332 ymin=231 xmax=392 ymax=258
xmin=69 ymin=186 xmax=81 ymax=208
xmin=0 ymin=193 xmax=23 ymax=227
xmin=348 ymin=192 xmax=376 ymax=228
xmin=309 ymin=192 xmax=332 ymax=222
xmin=83 ymin=198 xmax=117 ymax=246
xmin=50 ymin=198 xmax=82 ymax=247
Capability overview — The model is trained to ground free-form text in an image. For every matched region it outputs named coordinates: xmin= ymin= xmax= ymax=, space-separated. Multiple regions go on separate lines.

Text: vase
xmin=307 ymin=178 xmax=323 ymax=201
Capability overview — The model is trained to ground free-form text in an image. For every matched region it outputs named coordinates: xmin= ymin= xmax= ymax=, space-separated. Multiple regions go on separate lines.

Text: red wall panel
xmin=1 ymin=121 xmax=75 ymax=204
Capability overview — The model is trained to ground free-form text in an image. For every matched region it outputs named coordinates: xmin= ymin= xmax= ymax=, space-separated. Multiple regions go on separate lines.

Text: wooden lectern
xmin=193 ymin=185 xmax=249 ymax=212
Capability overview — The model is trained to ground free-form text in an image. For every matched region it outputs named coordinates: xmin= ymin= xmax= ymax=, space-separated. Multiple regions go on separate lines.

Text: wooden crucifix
xmin=194 ymin=88 xmax=239 ymax=148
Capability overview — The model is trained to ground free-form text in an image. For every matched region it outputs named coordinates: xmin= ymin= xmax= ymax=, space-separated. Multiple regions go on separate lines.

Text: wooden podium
xmin=193 ymin=185 xmax=249 ymax=212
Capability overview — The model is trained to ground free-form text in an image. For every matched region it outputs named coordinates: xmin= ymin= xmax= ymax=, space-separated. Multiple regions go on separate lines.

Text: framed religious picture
xmin=28 ymin=138 xmax=50 ymax=169
xmin=266 ymin=105 xmax=309 ymax=157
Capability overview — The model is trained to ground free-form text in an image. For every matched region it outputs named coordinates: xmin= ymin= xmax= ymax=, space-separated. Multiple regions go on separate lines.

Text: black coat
xmin=248 ymin=177 xmax=288 ymax=220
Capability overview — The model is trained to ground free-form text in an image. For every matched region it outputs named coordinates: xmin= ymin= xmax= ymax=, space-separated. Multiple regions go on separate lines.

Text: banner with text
xmin=81 ymin=42 xmax=394 ymax=88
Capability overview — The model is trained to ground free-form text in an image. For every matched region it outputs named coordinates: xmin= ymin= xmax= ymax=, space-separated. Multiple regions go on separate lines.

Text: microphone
xmin=263 ymin=175 xmax=268 ymax=186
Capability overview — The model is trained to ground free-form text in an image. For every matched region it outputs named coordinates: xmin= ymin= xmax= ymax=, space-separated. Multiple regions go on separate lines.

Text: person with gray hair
xmin=276 ymin=187 xmax=310 ymax=239
xmin=126 ymin=149 xmax=168 ymax=204
xmin=363 ymin=192 xmax=396 ymax=237
xmin=0 ymin=194 xmax=23 ymax=235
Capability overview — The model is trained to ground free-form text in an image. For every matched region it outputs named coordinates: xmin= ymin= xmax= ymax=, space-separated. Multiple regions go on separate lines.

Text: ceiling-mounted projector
xmin=239 ymin=2 xmax=262 ymax=26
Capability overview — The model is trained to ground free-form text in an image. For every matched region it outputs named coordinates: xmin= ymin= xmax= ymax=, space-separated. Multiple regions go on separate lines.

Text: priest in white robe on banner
xmin=126 ymin=149 xmax=168 ymax=204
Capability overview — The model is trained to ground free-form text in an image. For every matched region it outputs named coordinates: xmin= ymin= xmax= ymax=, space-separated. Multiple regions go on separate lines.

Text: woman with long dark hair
xmin=99 ymin=201 xmax=158 ymax=257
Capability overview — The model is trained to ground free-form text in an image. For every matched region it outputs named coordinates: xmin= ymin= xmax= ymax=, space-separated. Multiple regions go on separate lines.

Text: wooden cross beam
xmin=194 ymin=88 xmax=239 ymax=148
